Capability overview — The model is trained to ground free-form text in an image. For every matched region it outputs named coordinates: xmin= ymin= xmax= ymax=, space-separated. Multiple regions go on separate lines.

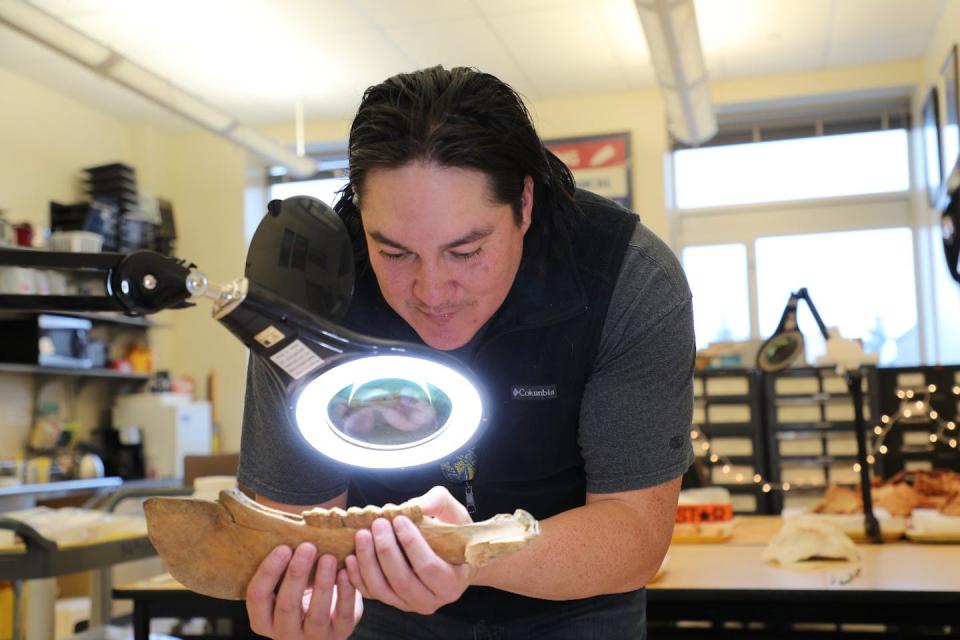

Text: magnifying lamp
xmin=755 ymin=288 xmax=829 ymax=374
xmin=0 ymin=196 xmax=485 ymax=469
xmin=757 ymin=287 xmax=882 ymax=544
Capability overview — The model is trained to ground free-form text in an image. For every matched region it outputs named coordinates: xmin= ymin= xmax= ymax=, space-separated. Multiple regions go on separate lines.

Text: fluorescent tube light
xmin=635 ymin=0 xmax=717 ymax=146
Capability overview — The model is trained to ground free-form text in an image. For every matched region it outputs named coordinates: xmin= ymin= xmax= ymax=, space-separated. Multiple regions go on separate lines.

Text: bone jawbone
xmin=143 ymin=488 xmax=540 ymax=600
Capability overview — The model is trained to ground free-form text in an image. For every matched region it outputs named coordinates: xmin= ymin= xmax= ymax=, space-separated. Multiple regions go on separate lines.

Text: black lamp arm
xmin=796 ymin=287 xmax=831 ymax=341
xmin=0 ymin=248 xmax=196 ymax=315
xmin=214 ymin=277 xmax=441 ymax=390
xmin=847 ymin=369 xmax=884 ymax=544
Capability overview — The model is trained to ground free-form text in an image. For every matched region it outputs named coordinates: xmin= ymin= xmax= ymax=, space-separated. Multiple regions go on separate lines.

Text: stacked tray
xmin=83 ymin=163 xmax=151 ymax=251
xmin=49 ymin=200 xmax=119 ymax=250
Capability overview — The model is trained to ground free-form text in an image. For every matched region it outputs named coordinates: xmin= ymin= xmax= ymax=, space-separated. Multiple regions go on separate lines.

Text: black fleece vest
xmin=343 ymin=190 xmax=638 ymax=621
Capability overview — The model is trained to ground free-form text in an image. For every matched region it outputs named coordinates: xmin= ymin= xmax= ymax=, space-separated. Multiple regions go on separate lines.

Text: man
xmin=238 ymin=65 xmax=695 ymax=639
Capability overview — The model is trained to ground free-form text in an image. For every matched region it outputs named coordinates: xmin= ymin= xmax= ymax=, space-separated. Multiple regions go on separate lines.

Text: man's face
xmin=360 ymin=161 xmax=533 ymax=351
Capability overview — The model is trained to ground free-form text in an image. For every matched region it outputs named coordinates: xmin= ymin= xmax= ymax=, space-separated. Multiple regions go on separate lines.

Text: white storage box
xmin=112 ymin=393 xmax=212 ymax=479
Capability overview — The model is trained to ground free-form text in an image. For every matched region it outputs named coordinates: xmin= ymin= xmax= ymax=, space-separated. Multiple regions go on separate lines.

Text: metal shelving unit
xmin=873 ymin=365 xmax=960 ymax=478
xmin=0 ymin=362 xmax=149 ymax=381
xmin=693 ymin=368 xmax=773 ymax=514
xmin=762 ymin=366 xmax=880 ymax=513
xmin=692 ymin=365 xmax=959 ymax=515
xmin=0 ymin=310 xmax=154 ymax=328
xmin=0 ymin=311 xmax=154 ymax=489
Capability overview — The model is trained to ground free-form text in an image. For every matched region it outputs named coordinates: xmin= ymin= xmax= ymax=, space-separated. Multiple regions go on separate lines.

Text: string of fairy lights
xmin=870 ymin=384 xmax=960 ymax=459
xmin=692 ymin=383 xmax=960 ymax=493
xmin=690 ymin=425 xmax=783 ymax=493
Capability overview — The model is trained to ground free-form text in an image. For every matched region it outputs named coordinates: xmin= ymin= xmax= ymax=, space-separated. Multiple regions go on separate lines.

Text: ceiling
xmin=0 ymin=0 xmax=948 ymax=130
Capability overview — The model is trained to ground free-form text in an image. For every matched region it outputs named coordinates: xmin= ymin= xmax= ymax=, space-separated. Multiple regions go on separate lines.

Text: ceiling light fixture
xmin=634 ymin=0 xmax=717 ymax=146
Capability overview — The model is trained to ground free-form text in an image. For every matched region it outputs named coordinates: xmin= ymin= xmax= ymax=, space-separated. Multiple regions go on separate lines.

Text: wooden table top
xmin=651 ymin=543 xmax=960 ymax=592
xmin=116 ymin=573 xmax=188 ymax=592
xmin=652 ymin=515 xmax=960 ymax=593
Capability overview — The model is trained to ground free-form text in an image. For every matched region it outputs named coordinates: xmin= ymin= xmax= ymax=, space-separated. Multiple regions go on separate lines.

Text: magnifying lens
xmin=757 ymin=331 xmax=805 ymax=373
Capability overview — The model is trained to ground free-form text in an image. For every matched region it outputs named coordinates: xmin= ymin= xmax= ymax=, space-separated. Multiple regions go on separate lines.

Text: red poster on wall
xmin=545 ymin=132 xmax=632 ymax=210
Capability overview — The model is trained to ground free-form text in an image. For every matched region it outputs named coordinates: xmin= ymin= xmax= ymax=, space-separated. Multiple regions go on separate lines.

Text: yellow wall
xmin=711 ymin=60 xmax=922 ymax=105
xmin=0 ymin=68 xmax=251 ymax=452
xmin=0 ymin=68 xmax=173 ymax=453
xmin=151 ymin=131 xmax=249 ymax=451
xmin=0 ymin=67 xmax=171 ymax=232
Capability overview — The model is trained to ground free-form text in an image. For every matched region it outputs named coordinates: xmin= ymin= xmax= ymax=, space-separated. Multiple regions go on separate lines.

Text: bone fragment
xmin=143 ymin=488 xmax=539 ymax=600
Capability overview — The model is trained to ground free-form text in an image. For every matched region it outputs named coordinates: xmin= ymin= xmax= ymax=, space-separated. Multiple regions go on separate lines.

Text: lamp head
xmin=756 ymin=290 xmax=805 ymax=373
xmin=757 ymin=330 xmax=805 ymax=373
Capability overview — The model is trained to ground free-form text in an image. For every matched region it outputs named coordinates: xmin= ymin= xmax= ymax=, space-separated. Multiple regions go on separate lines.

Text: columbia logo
xmin=511 ymin=385 xmax=558 ymax=400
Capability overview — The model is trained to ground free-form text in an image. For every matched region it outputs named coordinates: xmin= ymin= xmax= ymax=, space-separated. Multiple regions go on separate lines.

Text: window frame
xmin=668 ymin=143 xmax=927 ymax=362
xmin=667 ymin=95 xmax=928 ymax=361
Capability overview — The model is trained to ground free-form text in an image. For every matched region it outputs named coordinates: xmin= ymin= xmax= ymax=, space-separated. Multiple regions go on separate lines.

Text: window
xmin=673 ymin=130 xmax=910 ymax=209
xmin=671 ymin=96 xmax=927 ymax=364
xmin=269 ymin=176 xmax=348 ymax=207
xmin=267 ymin=152 xmax=349 ymax=207
xmin=755 ymin=228 xmax=919 ymax=366
xmin=681 ymin=244 xmax=751 ymax=349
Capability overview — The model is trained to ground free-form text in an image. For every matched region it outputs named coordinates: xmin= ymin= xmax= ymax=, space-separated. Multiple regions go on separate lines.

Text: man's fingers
xmin=344 ymin=554 xmax=369 ymax=598
xmin=331 ymin=569 xmax=362 ymax=637
xmin=371 ymin=518 xmax=436 ymax=606
xmin=302 ymin=553 xmax=338 ymax=636
xmin=392 ymin=515 xmax=449 ymax=587
xmin=272 ymin=542 xmax=317 ymax=638
xmin=414 ymin=486 xmax=472 ymax=524
xmin=354 ymin=526 xmax=405 ymax=609
xmin=245 ymin=545 xmax=291 ymax=638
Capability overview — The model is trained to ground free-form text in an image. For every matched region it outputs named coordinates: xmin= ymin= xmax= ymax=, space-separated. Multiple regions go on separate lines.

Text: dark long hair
xmin=334 ymin=66 xmax=580 ymax=261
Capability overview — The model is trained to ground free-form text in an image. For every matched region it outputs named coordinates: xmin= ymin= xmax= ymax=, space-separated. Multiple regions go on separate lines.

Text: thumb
xmin=414 ymin=486 xmax=473 ymax=524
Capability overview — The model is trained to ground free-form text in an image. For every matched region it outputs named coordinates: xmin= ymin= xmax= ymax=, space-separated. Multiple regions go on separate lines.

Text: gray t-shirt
xmin=238 ymin=220 xmax=695 ymax=504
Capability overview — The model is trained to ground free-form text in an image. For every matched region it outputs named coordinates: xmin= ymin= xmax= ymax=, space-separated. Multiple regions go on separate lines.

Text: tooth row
xmin=300 ymin=502 xmax=423 ymax=529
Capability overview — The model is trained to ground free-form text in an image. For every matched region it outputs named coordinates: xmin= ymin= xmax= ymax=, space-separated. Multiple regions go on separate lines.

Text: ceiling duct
xmin=634 ymin=0 xmax=717 ymax=146
xmin=0 ymin=0 xmax=317 ymax=178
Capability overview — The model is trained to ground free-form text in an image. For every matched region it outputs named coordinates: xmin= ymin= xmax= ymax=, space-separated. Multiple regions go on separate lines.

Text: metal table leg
xmin=90 ymin=566 xmax=112 ymax=627
xmin=133 ymin=599 xmax=150 ymax=640
xmin=11 ymin=580 xmax=22 ymax=640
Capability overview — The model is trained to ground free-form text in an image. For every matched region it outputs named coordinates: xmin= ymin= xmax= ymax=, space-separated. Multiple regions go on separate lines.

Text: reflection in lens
xmin=327 ymin=378 xmax=453 ymax=449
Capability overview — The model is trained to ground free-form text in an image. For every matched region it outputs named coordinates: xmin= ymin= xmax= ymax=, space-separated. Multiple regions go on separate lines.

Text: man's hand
xmin=344 ymin=486 xmax=475 ymax=614
xmin=246 ymin=543 xmax=362 ymax=639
